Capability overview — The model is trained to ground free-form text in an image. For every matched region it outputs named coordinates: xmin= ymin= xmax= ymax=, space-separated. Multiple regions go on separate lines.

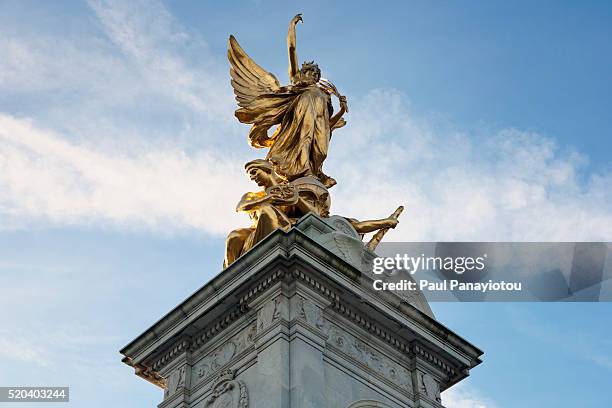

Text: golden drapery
xmin=236 ymin=85 xmax=332 ymax=182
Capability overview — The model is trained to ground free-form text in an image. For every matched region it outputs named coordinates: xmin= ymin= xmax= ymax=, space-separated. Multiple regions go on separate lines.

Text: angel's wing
xmin=228 ymin=35 xmax=281 ymax=108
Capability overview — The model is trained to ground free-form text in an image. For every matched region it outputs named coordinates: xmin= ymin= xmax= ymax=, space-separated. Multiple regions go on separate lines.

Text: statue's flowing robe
xmin=235 ymin=84 xmax=332 ymax=182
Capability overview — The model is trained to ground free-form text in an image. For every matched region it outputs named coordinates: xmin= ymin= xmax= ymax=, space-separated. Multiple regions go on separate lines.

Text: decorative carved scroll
xmin=420 ymin=372 xmax=441 ymax=403
xmin=328 ymin=327 xmax=412 ymax=392
xmin=164 ymin=365 xmax=186 ymax=398
xmin=204 ymin=369 xmax=248 ymax=408
xmin=295 ymin=296 xmax=327 ymax=331
xmin=257 ymin=298 xmax=282 ymax=332
xmin=195 ymin=324 xmax=256 ymax=382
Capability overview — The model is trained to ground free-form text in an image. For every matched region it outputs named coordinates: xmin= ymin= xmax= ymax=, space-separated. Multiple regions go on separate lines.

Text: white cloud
xmin=0 ymin=336 xmax=51 ymax=367
xmin=0 ymin=0 xmax=240 ymax=152
xmin=0 ymin=35 xmax=128 ymax=96
xmin=0 ymin=114 xmax=250 ymax=234
xmin=443 ymin=383 xmax=498 ymax=408
xmin=87 ymin=0 xmax=233 ymax=120
xmin=328 ymin=90 xmax=612 ymax=241
xmin=0 ymin=0 xmax=610 ymax=243
xmin=0 ymin=0 xmax=255 ymax=235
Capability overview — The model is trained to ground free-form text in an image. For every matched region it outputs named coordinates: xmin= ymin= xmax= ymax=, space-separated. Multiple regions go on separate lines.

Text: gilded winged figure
xmin=228 ymin=13 xmax=348 ymax=188
xmin=223 ymin=14 xmax=403 ymax=267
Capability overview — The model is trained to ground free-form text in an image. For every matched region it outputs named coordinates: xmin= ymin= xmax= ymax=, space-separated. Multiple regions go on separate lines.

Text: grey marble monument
xmin=121 ymin=213 xmax=483 ymax=408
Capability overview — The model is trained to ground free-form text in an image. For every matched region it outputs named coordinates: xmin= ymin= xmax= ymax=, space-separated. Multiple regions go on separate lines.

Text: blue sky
xmin=0 ymin=1 xmax=611 ymax=407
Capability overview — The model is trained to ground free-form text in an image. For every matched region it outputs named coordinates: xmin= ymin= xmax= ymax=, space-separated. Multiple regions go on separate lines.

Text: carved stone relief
xmin=331 ymin=233 xmax=369 ymax=267
xmin=257 ymin=297 xmax=282 ymax=333
xmin=419 ymin=372 xmax=441 ymax=403
xmin=327 ymin=327 xmax=412 ymax=392
xmin=295 ymin=296 xmax=327 ymax=331
xmin=195 ymin=324 xmax=256 ymax=382
xmin=204 ymin=369 xmax=248 ymax=408
xmin=164 ymin=365 xmax=186 ymax=398
xmin=327 ymin=215 xmax=360 ymax=239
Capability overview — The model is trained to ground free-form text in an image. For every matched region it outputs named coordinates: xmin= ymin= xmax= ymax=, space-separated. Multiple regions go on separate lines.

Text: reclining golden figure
xmin=224 ymin=160 xmax=400 ymax=267
xmin=224 ymin=160 xmax=331 ymax=267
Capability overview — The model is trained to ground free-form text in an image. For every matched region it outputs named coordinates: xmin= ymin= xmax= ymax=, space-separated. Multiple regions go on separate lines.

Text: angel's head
xmin=245 ymin=159 xmax=282 ymax=187
xmin=294 ymin=61 xmax=321 ymax=86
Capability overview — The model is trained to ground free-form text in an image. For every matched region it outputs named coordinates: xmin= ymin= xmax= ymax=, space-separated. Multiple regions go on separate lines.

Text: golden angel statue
xmin=223 ymin=14 xmax=404 ymax=267
xmin=228 ymin=13 xmax=348 ymax=188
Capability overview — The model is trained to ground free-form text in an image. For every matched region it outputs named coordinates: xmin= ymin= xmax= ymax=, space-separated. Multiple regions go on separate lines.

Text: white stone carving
xmin=164 ymin=365 xmax=186 ymax=398
xmin=196 ymin=324 xmax=256 ymax=381
xmin=295 ymin=296 xmax=327 ymax=330
xmin=328 ymin=215 xmax=360 ymax=239
xmin=204 ymin=369 xmax=248 ymax=408
xmin=257 ymin=298 xmax=281 ymax=332
xmin=328 ymin=327 xmax=412 ymax=392
xmin=420 ymin=372 xmax=441 ymax=403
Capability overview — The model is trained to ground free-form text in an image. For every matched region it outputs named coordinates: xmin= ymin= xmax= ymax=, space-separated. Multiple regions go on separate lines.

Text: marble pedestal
xmin=120 ymin=214 xmax=482 ymax=408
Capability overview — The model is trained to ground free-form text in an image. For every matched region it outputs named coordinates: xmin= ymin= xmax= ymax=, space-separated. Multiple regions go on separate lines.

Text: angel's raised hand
xmin=291 ymin=13 xmax=303 ymax=25
xmin=339 ymin=95 xmax=349 ymax=112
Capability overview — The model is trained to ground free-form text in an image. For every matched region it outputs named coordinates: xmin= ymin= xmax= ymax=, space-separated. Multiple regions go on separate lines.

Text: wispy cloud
xmin=0 ymin=0 xmax=610 ymax=242
xmin=0 ymin=336 xmax=51 ymax=367
xmin=0 ymin=0 xmax=239 ymax=152
xmin=87 ymin=0 xmax=233 ymax=120
xmin=0 ymin=0 xmax=254 ymax=234
xmin=0 ymin=114 xmax=249 ymax=234
xmin=444 ymin=383 xmax=498 ymax=408
xmin=330 ymin=90 xmax=612 ymax=241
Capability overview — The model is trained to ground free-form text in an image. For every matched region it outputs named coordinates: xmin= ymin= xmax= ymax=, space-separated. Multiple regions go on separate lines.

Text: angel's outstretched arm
xmin=330 ymin=95 xmax=348 ymax=128
xmin=288 ymin=14 xmax=302 ymax=83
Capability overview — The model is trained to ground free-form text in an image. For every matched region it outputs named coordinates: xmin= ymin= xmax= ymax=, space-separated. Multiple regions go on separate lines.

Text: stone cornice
xmin=120 ymin=214 xmax=482 ymax=392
